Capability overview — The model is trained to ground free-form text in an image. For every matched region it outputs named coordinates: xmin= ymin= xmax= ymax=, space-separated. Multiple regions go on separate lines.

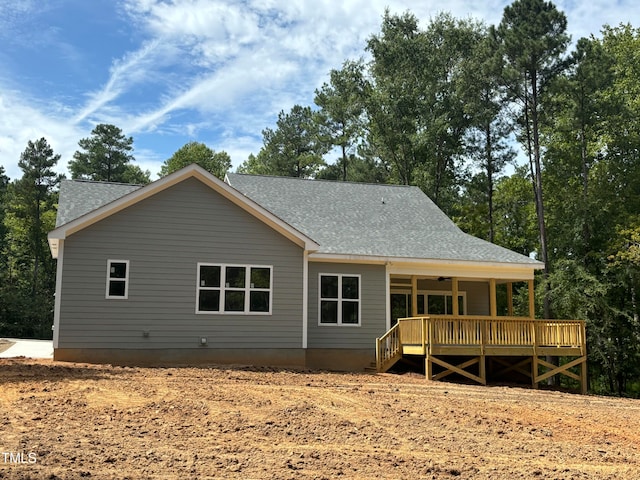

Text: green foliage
xmin=492 ymin=168 xmax=538 ymax=257
xmin=316 ymin=155 xmax=388 ymax=183
xmin=458 ymin=32 xmax=516 ymax=242
xmin=314 ymin=60 xmax=369 ymax=181
xmin=121 ymin=164 xmax=152 ymax=185
xmin=1 ymin=138 xmax=62 ymax=339
xmin=365 ymin=11 xmax=481 ymax=213
xmin=239 ymin=105 xmax=327 ymax=178
xmin=0 ymin=166 xmax=9 ymax=277
xmin=493 ymin=0 xmax=571 ymax=321
xmin=543 ymin=36 xmax=613 ymax=263
xmin=159 ymin=141 xmax=231 ymax=179
xmin=69 ymin=124 xmax=143 ymax=183
xmin=539 ymin=25 xmax=640 ymax=394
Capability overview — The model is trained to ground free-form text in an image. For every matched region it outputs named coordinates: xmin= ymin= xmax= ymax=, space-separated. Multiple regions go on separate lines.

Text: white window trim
xmin=318 ymin=273 xmax=361 ymax=327
xmin=106 ymin=259 xmax=129 ymax=299
xmin=196 ymin=263 xmax=273 ymax=315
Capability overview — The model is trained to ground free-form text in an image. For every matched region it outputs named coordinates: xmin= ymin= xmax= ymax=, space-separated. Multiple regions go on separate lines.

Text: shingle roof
xmin=56 ymin=179 xmax=142 ymax=227
xmin=226 ymin=173 xmax=540 ymax=265
xmin=55 ymin=172 xmax=540 ymax=266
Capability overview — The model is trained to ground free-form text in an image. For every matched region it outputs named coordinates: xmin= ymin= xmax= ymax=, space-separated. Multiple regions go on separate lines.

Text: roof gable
xmin=48 ymin=165 xmax=319 ymax=258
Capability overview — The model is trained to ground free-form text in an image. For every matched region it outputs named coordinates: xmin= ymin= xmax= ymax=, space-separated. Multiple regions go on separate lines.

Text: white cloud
xmin=73 ymin=39 xmax=163 ymax=125
xmin=0 ymin=91 xmax=82 ymax=179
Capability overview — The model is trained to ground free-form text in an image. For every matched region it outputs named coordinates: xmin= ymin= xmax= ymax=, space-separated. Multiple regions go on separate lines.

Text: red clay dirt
xmin=1 ymin=358 xmax=639 ymax=479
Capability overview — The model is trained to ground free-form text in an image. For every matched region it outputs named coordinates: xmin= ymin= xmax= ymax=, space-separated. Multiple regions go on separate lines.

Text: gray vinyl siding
xmin=461 ymin=281 xmax=490 ymax=315
xmin=58 ymin=178 xmax=304 ymax=349
xmin=307 ymin=262 xmax=387 ymax=349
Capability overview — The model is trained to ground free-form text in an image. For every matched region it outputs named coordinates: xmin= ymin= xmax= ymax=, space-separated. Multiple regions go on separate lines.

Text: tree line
xmin=1 ymin=0 xmax=639 ymax=395
xmin=0 ymin=125 xmax=230 ymax=340
xmin=239 ymin=0 xmax=640 ymax=395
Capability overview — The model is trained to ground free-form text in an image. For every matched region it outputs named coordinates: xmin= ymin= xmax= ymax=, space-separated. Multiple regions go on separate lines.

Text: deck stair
xmin=375 ymin=322 xmax=402 ymax=373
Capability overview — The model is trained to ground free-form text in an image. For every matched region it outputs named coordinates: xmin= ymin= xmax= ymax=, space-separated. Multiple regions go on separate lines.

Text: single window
xmin=199 ymin=290 xmax=220 ymax=312
xmin=200 ymin=265 xmax=221 ymax=287
xmin=106 ymin=260 xmax=129 ymax=299
xmin=225 ymin=266 xmax=246 ymax=288
xmin=319 ymin=274 xmax=361 ymax=326
xmin=224 ymin=291 xmax=245 ymax=312
xmin=251 ymin=267 xmax=271 ymax=289
xmin=250 ymin=291 xmax=270 ymax=312
xmin=320 ymin=300 xmax=338 ymax=324
xmin=320 ymin=275 xmax=339 ymax=298
xmin=196 ymin=264 xmax=272 ymax=314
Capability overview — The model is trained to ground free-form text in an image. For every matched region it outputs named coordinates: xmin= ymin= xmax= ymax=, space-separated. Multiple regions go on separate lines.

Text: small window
xmin=319 ymin=274 xmax=361 ymax=326
xmin=197 ymin=264 xmax=272 ymax=314
xmin=106 ymin=260 xmax=129 ymax=299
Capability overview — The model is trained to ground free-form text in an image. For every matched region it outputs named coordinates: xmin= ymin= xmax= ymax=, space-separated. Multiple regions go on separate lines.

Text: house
xmin=48 ymin=164 xmax=586 ymax=391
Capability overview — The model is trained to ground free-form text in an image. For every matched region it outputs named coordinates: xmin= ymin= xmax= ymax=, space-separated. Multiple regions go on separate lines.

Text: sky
xmin=0 ymin=0 xmax=638 ymax=182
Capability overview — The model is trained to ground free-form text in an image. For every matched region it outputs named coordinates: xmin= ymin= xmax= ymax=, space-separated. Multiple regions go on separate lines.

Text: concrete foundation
xmin=53 ymin=347 xmax=376 ymax=372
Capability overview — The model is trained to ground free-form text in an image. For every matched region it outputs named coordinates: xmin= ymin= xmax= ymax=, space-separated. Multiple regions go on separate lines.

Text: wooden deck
xmin=376 ymin=316 xmax=587 ymax=393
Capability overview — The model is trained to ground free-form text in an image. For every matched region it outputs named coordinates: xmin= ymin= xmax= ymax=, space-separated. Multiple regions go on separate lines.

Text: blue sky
xmin=0 ymin=0 xmax=638 ymax=181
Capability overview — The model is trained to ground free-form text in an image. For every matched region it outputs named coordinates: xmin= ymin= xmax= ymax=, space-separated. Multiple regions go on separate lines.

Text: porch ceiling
xmin=387 ymin=262 xmax=537 ymax=281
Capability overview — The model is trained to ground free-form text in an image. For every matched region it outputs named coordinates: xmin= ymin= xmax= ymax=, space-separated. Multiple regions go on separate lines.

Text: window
xmin=106 ymin=260 xmax=129 ymax=299
xmin=319 ymin=274 xmax=360 ymax=326
xmin=196 ymin=264 xmax=272 ymax=314
xmin=426 ymin=292 xmax=466 ymax=315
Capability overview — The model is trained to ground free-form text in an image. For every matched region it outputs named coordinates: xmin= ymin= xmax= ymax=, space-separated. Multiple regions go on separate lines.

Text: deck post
xmin=411 ymin=275 xmax=418 ymax=317
xmin=528 ymin=279 xmax=535 ymax=319
xmin=425 ymin=353 xmax=433 ymax=381
xmin=507 ymin=282 xmax=514 ymax=316
xmin=452 ymin=277 xmax=459 ymax=316
xmin=581 ymin=357 xmax=588 ymax=395
xmin=489 ymin=279 xmax=497 ymax=318
xmin=532 ymin=355 xmax=539 ymax=389
xmin=479 ymin=355 xmax=486 ymax=385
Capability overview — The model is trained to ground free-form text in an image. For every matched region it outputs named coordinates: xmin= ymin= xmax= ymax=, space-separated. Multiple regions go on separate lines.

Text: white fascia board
xmin=48 ymin=165 xmax=319 ymax=256
xmin=308 ymin=253 xmax=542 ymax=281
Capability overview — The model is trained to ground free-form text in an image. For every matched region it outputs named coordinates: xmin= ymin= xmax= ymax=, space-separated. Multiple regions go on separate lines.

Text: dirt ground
xmin=1 ymin=359 xmax=639 ymax=479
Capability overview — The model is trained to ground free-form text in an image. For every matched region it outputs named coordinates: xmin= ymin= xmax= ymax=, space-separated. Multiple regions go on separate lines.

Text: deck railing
xmin=396 ymin=316 xmax=586 ymax=353
xmin=375 ymin=322 xmax=401 ymax=371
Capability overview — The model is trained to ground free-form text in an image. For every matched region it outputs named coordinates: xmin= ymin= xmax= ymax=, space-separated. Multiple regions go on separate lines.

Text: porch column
xmin=411 ymin=275 xmax=418 ymax=317
xmin=507 ymin=282 xmax=514 ymax=316
xmin=528 ymin=279 xmax=535 ymax=319
xmin=452 ymin=277 xmax=459 ymax=316
xmin=489 ymin=278 xmax=497 ymax=317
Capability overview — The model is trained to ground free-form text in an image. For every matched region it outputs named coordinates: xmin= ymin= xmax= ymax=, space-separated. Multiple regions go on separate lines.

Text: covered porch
xmin=378 ymin=272 xmax=587 ymax=393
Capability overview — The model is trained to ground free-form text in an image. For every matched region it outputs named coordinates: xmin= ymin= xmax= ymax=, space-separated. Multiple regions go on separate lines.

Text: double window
xmin=319 ymin=274 xmax=360 ymax=326
xmin=106 ymin=260 xmax=129 ymax=299
xmin=197 ymin=264 xmax=272 ymax=314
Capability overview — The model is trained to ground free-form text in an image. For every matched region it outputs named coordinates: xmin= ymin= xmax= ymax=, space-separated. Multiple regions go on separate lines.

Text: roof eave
xmin=309 ymin=252 xmax=543 ymax=280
